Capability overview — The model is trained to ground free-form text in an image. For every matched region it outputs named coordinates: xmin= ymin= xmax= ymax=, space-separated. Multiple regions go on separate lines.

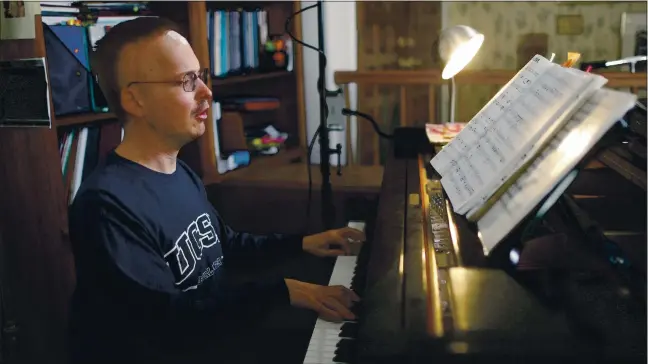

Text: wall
xmin=443 ymin=1 xmax=647 ymax=122
xmin=300 ymin=1 xmax=358 ymax=165
xmin=446 ymin=1 xmax=647 ymax=71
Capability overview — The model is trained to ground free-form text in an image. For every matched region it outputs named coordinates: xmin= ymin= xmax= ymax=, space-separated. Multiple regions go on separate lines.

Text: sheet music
xmin=476 ymin=88 xmax=637 ymax=254
xmin=432 ymin=55 xmax=607 ymax=215
xmin=431 ymin=55 xmax=553 ymax=175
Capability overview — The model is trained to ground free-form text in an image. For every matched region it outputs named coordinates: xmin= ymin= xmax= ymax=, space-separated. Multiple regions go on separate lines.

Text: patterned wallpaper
xmin=446 ymin=1 xmax=647 ymax=70
xmin=444 ymin=1 xmax=647 ymax=121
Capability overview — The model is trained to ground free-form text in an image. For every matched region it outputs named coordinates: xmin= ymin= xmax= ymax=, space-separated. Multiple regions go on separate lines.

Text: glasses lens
xmin=182 ymin=70 xmax=209 ymax=92
xmin=201 ymin=68 xmax=209 ymax=84
xmin=181 ymin=73 xmax=193 ymax=92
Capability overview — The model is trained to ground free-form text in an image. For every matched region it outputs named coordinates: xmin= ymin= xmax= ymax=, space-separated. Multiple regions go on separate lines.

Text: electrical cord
xmin=341 ymin=108 xmax=394 ymax=139
xmin=285 ymin=3 xmax=329 ymax=231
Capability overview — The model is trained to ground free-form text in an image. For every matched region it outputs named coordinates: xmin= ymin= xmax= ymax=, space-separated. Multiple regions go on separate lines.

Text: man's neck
xmin=115 ymin=123 xmax=180 ymax=174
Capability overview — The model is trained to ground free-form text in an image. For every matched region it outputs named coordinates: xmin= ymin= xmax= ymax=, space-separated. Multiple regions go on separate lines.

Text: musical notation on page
xmin=476 ymin=88 xmax=637 ymax=253
xmin=430 ymin=55 xmax=553 ymax=175
xmin=435 ymin=55 xmax=607 ymax=215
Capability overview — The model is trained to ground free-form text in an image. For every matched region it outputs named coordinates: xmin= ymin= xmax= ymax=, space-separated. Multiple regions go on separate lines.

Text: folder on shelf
xmin=43 ymin=23 xmax=94 ymax=116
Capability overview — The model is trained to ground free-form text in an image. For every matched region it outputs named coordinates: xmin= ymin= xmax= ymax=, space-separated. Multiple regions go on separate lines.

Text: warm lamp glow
xmin=437 ymin=25 xmax=484 ymax=123
xmin=438 ymin=25 xmax=485 ymax=79
xmin=441 ymin=34 xmax=484 ymax=79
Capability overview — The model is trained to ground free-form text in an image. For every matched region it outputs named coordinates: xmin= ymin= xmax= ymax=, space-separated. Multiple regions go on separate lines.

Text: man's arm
xmin=70 ymin=193 xmax=291 ymax=337
xmin=210 ymin=207 xmax=305 ymax=260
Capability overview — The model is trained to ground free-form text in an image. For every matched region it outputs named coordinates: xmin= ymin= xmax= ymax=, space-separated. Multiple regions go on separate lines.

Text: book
xmin=428 ymin=54 xmax=638 ymax=253
xmin=431 ymin=54 xmax=607 ymax=216
xmin=476 ymin=88 xmax=637 ymax=253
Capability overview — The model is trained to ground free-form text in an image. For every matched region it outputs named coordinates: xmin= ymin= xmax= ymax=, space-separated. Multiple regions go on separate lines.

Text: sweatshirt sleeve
xmin=70 ymin=192 xmax=291 ymax=339
xmin=211 ymin=207 xmax=305 ymax=260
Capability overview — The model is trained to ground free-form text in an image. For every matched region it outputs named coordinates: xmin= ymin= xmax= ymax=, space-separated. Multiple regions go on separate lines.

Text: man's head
xmin=92 ymin=17 xmax=212 ymax=148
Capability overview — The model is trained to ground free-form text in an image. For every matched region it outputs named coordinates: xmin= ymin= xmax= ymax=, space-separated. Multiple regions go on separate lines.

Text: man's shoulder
xmin=176 ymin=158 xmax=204 ymax=191
xmin=70 ymin=155 xmax=154 ymax=219
xmin=67 ymin=162 xmax=154 ymax=245
xmin=75 ymin=161 xmax=141 ymax=202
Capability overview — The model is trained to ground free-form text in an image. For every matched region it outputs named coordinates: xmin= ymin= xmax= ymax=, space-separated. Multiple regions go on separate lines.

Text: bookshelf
xmin=48 ymin=1 xmax=306 ymax=185
xmin=56 ymin=112 xmax=116 ymax=127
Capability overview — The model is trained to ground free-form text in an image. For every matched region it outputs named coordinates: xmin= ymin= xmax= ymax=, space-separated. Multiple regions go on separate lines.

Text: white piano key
xmin=313 ymin=320 xmax=344 ymax=330
xmin=303 ymin=221 xmax=365 ymax=364
xmin=328 ymin=256 xmax=357 ymax=287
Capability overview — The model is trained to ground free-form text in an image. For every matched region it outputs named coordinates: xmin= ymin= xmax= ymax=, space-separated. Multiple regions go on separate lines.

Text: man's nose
xmin=196 ymin=78 xmax=213 ymax=102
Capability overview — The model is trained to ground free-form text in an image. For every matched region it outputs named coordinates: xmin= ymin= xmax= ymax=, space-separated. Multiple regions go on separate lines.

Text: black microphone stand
xmin=315 ymin=0 xmax=338 ymax=230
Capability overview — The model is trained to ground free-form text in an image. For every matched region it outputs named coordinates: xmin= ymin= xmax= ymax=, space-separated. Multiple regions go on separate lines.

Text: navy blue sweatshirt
xmin=68 ymin=152 xmax=304 ymax=363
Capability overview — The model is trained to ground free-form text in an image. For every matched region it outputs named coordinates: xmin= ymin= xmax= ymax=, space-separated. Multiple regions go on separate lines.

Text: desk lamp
xmin=438 ymin=25 xmax=484 ymax=123
xmin=340 ymin=25 xmax=485 ymax=160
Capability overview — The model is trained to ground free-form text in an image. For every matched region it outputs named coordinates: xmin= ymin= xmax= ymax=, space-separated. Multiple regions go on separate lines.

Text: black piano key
xmin=340 ymin=322 xmax=359 ymax=338
xmin=350 ymin=302 xmax=363 ymax=317
xmin=350 ymin=274 xmax=367 ymax=294
xmin=333 ymin=338 xmax=356 ymax=363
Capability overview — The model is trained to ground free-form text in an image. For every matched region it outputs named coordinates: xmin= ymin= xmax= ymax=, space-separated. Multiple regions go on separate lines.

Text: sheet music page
xmin=434 ymin=55 xmax=607 ymax=215
xmin=430 ymin=55 xmax=553 ymax=175
xmin=476 ymin=88 xmax=637 ymax=255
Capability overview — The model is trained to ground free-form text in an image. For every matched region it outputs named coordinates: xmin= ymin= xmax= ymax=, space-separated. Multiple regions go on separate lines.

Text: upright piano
xmin=303 ymin=102 xmax=647 ymax=364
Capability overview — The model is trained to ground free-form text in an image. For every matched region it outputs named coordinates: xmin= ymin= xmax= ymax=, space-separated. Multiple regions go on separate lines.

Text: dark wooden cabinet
xmin=0 ymin=16 xmax=75 ymax=364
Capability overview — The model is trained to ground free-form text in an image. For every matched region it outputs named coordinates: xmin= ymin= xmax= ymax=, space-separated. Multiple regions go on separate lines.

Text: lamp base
xmin=392 ymin=127 xmax=435 ymax=159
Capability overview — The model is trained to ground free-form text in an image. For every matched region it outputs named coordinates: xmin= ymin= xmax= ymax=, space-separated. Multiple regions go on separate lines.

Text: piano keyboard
xmin=303 ymin=221 xmax=367 ymax=364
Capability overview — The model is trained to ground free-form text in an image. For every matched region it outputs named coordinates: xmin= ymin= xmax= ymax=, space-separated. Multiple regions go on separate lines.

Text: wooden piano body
xmin=353 ymin=113 xmax=647 ymax=363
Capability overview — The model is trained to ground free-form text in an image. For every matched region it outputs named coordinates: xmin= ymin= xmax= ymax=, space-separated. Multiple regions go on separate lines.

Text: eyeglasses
xmin=127 ymin=68 xmax=210 ymax=92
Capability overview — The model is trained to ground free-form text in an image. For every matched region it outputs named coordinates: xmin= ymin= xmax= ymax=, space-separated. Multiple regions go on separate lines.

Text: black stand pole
xmin=316 ymin=1 xmax=335 ymax=230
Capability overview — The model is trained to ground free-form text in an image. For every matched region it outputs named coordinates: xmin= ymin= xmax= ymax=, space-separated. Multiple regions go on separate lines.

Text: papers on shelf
xmin=425 ymin=123 xmax=467 ymax=144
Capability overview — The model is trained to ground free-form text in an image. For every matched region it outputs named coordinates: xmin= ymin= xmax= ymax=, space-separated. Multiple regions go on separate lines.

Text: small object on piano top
xmin=347 ymin=221 xmax=365 ymax=233
xmin=347 ymin=221 xmax=365 ymax=256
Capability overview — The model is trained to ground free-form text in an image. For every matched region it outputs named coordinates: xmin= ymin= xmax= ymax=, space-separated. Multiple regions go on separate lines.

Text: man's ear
xmin=120 ymin=87 xmax=144 ymax=118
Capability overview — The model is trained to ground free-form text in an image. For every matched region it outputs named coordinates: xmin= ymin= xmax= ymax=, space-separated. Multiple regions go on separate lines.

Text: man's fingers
xmin=345 ymin=287 xmax=361 ymax=302
xmin=332 ymin=286 xmax=360 ymax=305
xmin=330 ymin=238 xmax=351 ymax=255
xmin=323 ymin=249 xmax=346 ymax=257
xmin=323 ymin=298 xmax=355 ymax=321
xmin=340 ymin=227 xmax=366 ymax=242
xmin=317 ymin=302 xmax=343 ymax=322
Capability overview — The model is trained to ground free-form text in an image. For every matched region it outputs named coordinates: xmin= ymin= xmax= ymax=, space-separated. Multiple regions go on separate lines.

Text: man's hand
xmin=285 ymin=279 xmax=360 ymax=322
xmin=302 ymin=227 xmax=366 ymax=257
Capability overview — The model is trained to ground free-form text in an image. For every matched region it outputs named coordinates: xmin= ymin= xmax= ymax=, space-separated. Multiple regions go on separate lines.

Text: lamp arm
xmin=450 ymin=77 xmax=456 ymax=124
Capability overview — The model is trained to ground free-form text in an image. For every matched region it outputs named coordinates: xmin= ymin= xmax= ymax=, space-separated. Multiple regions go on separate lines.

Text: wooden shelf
xmin=206 ymin=1 xmax=287 ymax=11
xmin=204 ymin=148 xmax=384 ymax=194
xmin=211 ymin=71 xmax=293 ymax=87
xmin=55 ymin=112 xmax=117 ymax=127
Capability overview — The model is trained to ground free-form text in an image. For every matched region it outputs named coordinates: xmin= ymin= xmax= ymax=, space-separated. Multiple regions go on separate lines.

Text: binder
xmin=43 ymin=23 xmax=94 ymax=116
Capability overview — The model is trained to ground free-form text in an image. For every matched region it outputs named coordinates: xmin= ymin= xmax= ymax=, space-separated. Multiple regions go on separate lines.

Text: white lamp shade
xmin=438 ymin=25 xmax=484 ymax=79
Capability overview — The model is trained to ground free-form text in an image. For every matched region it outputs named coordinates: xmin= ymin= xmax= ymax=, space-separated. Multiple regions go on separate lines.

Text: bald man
xmin=68 ymin=17 xmax=364 ymax=364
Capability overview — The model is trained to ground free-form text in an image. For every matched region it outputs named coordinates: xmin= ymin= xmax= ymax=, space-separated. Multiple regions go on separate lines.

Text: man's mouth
xmin=195 ymin=107 xmax=209 ymax=121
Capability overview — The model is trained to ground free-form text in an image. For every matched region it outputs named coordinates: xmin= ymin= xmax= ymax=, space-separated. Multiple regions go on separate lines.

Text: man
xmin=68 ymin=17 xmax=365 ymax=363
